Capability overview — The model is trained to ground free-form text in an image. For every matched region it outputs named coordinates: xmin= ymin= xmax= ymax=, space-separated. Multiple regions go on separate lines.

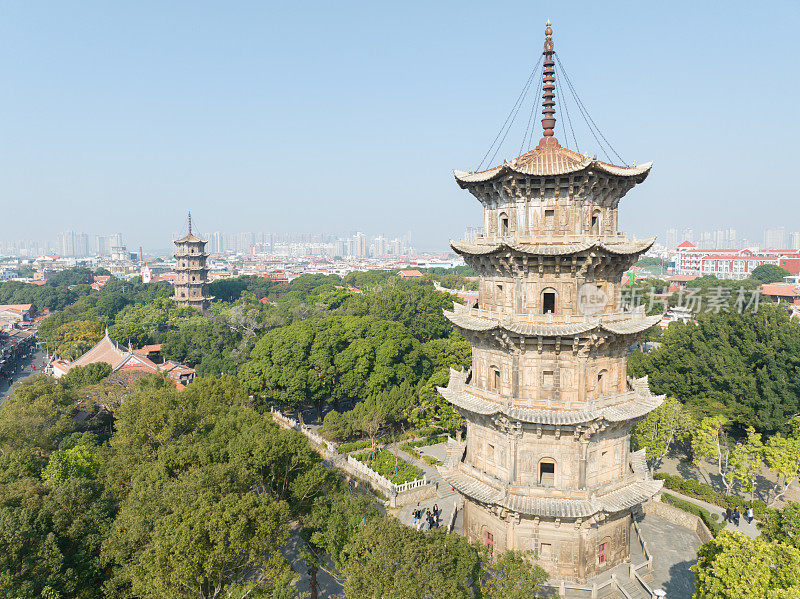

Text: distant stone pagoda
xmin=172 ymin=212 xmax=213 ymax=312
xmin=438 ymin=23 xmax=663 ymax=582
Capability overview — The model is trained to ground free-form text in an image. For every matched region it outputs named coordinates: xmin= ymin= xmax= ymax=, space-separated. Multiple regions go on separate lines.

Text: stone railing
xmin=346 ymin=454 xmax=427 ymax=496
xmin=464 ymin=305 xmax=646 ymax=325
xmin=269 ymin=408 xmax=337 ymax=455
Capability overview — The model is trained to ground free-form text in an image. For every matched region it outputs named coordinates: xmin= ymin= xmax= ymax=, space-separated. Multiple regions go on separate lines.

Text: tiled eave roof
xmin=450 ymin=237 xmax=655 ymax=258
xmin=439 ymin=468 xmax=662 ymax=519
xmin=444 ymin=306 xmax=662 ymax=337
xmin=453 ymin=143 xmax=652 ymax=186
xmin=438 ymin=375 xmax=663 ymax=426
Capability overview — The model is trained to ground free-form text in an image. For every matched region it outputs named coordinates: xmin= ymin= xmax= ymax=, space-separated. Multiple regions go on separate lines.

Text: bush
xmin=422 ymin=455 xmax=441 ymax=466
xmin=337 ymin=438 xmax=374 ymax=454
xmin=654 ymin=473 xmax=768 ymax=518
xmin=662 ymin=493 xmax=725 ymax=536
xmin=354 ymin=450 xmax=424 ymax=484
xmin=321 ymin=410 xmax=353 ymax=441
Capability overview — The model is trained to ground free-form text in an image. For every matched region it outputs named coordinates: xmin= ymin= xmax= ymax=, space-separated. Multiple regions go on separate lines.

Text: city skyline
xmin=1 ymin=2 xmax=799 ymax=249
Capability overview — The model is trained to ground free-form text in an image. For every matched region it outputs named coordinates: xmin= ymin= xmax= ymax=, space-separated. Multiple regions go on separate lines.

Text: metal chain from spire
xmin=476 ymin=58 xmax=542 ymax=171
xmin=555 ymin=53 xmax=628 ymax=165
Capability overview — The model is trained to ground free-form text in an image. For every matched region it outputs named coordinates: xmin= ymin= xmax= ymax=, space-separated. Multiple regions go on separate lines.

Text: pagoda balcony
xmin=469 ymin=232 xmax=629 ymax=245
xmin=174 ymin=252 xmax=209 ymax=259
xmin=465 ymin=304 xmax=648 ymax=326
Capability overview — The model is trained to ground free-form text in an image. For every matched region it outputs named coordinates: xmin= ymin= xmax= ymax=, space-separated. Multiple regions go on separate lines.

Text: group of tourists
xmin=724 ymin=506 xmax=754 ymax=526
xmin=411 ymin=503 xmax=442 ymax=531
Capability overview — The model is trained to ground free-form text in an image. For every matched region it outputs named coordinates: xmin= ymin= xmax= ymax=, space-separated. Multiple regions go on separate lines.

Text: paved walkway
xmin=391 ymin=442 xmax=461 ymax=531
xmin=657 ymin=453 xmax=800 ymax=505
xmin=639 ymin=513 xmax=702 ymax=599
xmin=663 ymin=489 xmax=760 ymax=538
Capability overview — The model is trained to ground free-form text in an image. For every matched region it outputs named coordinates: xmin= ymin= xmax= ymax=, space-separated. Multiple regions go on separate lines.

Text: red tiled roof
xmin=677 ymin=241 xmax=696 ymax=248
xmin=0 ymin=304 xmax=33 ymax=313
xmin=138 ymin=344 xmax=162 ymax=354
xmin=761 ymin=284 xmax=800 ymax=297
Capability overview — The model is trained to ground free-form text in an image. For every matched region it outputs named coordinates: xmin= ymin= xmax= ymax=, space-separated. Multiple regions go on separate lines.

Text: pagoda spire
xmin=188 ymin=211 xmax=193 ymax=235
xmin=540 ymin=20 xmax=557 ymax=146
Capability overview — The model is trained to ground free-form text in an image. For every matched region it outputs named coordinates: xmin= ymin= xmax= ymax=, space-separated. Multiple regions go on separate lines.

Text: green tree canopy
xmin=751 ymin=264 xmax=791 ymax=284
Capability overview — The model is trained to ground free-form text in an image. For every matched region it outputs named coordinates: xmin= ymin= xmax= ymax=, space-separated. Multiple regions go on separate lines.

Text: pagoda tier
xmin=450 ymin=237 xmax=655 ymax=259
xmin=439 ymin=369 xmax=663 ymax=427
xmin=439 ymin=440 xmax=661 ymax=520
xmin=441 ymin=22 xmax=660 ymax=582
xmin=445 ymin=303 xmax=662 ymax=338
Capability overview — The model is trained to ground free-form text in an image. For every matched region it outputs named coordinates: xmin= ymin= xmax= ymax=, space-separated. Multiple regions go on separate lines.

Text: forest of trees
xmin=0 ymin=371 xmax=546 ymax=598
xmin=6 ymin=265 xmax=800 ymax=596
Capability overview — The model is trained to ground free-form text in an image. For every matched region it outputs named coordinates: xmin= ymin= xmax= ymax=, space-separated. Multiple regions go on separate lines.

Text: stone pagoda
xmin=438 ymin=23 xmax=663 ymax=582
xmin=172 ymin=211 xmax=213 ymax=312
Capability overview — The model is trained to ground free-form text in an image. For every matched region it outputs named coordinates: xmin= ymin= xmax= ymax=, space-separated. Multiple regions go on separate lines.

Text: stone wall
xmin=395 ymin=484 xmax=437 ymax=506
xmin=463 ymin=498 xmax=630 ymax=582
xmin=643 ymin=498 xmax=713 ymax=544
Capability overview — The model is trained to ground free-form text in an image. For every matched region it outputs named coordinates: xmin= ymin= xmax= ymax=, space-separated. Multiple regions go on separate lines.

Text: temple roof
xmin=454 ymin=140 xmax=652 ymax=187
xmin=444 ymin=304 xmax=662 ymax=338
xmin=450 ymin=237 xmax=655 ymax=258
xmin=438 ymin=369 xmax=664 ymax=426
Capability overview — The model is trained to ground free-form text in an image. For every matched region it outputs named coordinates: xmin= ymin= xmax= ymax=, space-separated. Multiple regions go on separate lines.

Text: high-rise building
xmin=353 ymin=232 xmax=367 ymax=258
xmin=790 ymin=231 xmax=800 ymax=250
xmin=437 ymin=23 xmax=662 ymax=582
xmin=172 ymin=212 xmax=213 ymax=312
xmin=681 ymin=227 xmax=694 ymax=243
xmin=765 ymin=227 xmax=786 ymax=249
xmin=665 ymin=228 xmax=678 ymax=250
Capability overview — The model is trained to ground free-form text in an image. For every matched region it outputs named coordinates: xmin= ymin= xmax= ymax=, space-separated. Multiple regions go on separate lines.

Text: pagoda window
xmin=539 ymin=459 xmax=555 ymax=486
xmin=540 ymin=542 xmax=552 ymax=559
xmin=542 ymin=289 xmax=557 ymax=314
xmin=597 ymin=369 xmax=607 ymax=394
xmin=490 ymin=367 xmax=500 ymax=392
xmin=486 ymin=444 xmax=495 ymax=463
xmin=591 ymin=209 xmax=601 ymax=235
xmin=598 ymin=541 xmax=607 ymax=564
xmin=499 ymin=213 xmax=509 ymax=236
xmin=542 ymin=370 xmax=554 ymax=388
xmin=545 ymin=209 xmax=555 ymax=230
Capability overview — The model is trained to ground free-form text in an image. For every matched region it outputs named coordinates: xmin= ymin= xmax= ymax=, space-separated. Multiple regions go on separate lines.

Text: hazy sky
xmin=1 ymin=1 xmax=799 ymax=251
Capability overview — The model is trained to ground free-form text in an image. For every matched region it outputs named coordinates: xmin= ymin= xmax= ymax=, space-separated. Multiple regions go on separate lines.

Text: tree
xmin=339 ymin=517 xmax=483 ymax=599
xmin=60 ymin=362 xmax=112 ymax=389
xmin=762 ymin=417 xmax=800 ymax=506
xmin=41 ymin=444 xmax=96 ymax=487
xmin=751 ymin=264 xmax=791 ymax=284
xmin=692 ymin=530 xmax=800 ymax=599
xmin=482 ymin=550 xmax=548 ymax=599
xmin=759 ymin=503 xmax=800 ymax=549
xmin=729 ymin=426 xmax=764 ymax=500
xmin=691 ymin=415 xmax=736 ymax=495
xmin=631 ymin=396 xmax=694 ymax=471
xmin=103 ymin=468 xmax=293 ymax=599
xmin=629 ymin=304 xmax=800 ymax=432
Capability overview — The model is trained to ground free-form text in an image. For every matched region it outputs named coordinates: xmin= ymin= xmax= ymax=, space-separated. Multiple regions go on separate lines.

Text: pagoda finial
xmin=540 ymin=20 xmax=558 ymax=146
xmin=188 ymin=211 xmax=192 ymax=235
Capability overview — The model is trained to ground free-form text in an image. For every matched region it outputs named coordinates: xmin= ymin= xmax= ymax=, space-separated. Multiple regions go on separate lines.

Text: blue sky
xmin=1 ymin=1 xmax=798 ymax=250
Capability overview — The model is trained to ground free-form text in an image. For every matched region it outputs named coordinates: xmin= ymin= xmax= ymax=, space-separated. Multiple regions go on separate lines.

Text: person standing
xmin=732 ymin=507 xmax=740 ymax=526
xmin=725 ymin=507 xmax=732 ymax=523
xmin=746 ymin=507 xmax=754 ymax=524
